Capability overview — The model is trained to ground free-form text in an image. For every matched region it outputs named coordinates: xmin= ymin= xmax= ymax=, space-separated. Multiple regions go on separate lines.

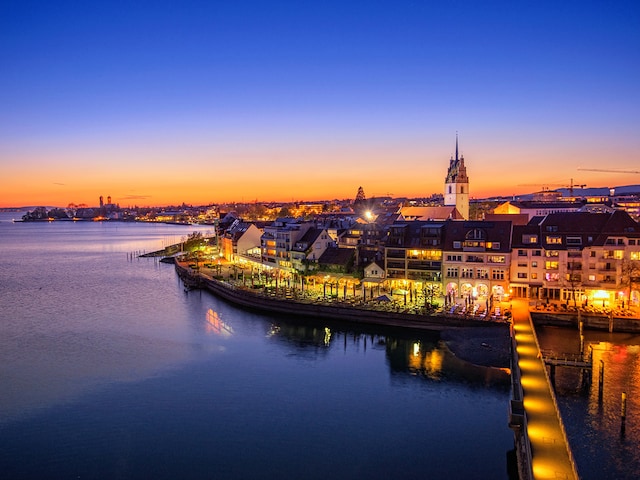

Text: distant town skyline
xmin=1 ymin=1 xmax=639 ymax=208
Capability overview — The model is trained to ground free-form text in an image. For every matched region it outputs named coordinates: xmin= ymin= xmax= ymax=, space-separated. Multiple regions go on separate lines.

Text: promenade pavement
xmin=511 ymin=298 xmax=579 ymax=480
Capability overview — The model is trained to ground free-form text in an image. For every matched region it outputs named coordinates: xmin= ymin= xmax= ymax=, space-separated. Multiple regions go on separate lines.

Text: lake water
xmin=536 ymin=325 xmax=640 ymax=480
xmin=0 ymin=213 xmax=513 ymax=478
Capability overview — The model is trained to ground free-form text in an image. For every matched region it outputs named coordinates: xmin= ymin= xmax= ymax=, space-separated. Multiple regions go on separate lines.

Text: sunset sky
xmin=1 ymin=1 xmax=639 ymax=208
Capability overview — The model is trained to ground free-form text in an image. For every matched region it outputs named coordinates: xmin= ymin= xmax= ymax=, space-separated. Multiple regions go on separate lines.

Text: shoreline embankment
xmin=173 ymin=260 xmax=511 ymax=369
xmin=174 ymin=260 xmax=509 ymax=332
xmin=531 ymin=310 xmax=640 ymax=333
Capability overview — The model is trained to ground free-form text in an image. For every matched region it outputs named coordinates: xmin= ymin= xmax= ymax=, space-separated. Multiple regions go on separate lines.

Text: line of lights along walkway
xmin=510 ymin=299 xmax=579 ymax=480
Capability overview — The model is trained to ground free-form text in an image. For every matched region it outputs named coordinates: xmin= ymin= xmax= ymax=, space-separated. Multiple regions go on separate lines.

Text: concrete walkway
xmin=511 ymin=299 xmax=579 ymax=480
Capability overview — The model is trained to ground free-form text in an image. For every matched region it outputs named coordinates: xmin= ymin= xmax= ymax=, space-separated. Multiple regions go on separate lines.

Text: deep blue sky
xmin=1 ymin=1 xmax=639 ymax=206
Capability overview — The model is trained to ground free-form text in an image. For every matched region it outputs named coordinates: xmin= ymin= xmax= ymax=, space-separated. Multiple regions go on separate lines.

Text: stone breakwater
xmin=174 ymin=261 xmax=511 ymax=368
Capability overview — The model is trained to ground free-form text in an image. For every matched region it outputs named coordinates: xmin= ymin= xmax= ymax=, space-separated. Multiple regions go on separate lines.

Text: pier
xmin=509 ymin=299 xmax=579 ymax=480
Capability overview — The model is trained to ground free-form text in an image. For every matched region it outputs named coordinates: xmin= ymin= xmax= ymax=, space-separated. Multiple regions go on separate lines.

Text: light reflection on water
xmin=536 ymin=325 xmax=640 ymax=480
xmin=0 ymin=216 xmax=514 ymax=479
xmin=205 ymin=308 xmax=234 ymax=336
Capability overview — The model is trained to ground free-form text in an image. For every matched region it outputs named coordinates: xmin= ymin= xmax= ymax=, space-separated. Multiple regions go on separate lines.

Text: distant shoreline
xmin=12 ymin=217 xmax=199 ymax=225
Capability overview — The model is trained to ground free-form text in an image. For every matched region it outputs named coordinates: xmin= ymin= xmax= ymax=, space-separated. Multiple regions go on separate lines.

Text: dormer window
xmin=463 ymin=229 xmax=486 ymax=249
xmin=466 ymin=229 xmax=486 ymax=240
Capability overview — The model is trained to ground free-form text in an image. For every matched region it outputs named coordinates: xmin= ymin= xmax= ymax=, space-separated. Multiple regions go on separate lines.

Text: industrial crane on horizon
xmin=518 ymin=178 xmax=586 ymax=196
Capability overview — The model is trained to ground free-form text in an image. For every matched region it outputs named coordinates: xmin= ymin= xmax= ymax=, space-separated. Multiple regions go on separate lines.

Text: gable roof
xmin=441 ymin=220 xmax=513 ymax=252
xmin=291 ymin=228 xmax=326 ymax=252
xmin=514 ymin=211 xmax=640 ymax=249
xmin=318 ymin=247 xmax=355 ymax=266
xmin=398 ymin=206 xmax=462 ymax=221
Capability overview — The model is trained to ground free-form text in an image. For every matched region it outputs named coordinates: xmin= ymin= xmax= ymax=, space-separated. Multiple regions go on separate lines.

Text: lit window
xmin=492 ymin=269 xmax=505 ymax=280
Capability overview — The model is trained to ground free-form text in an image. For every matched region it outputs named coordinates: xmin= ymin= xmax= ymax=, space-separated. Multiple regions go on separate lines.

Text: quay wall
xmin=531 ymin=311 xmax=640 ymax=333
xmin=174 ymin=262 xmax=509 ymax=333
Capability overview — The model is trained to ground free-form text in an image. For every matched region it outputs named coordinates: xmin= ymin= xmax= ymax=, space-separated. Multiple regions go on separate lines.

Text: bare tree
xmin=565 ymin=252 xmax=583 ymax=307
xmin=621 ymin=258 xmax=640 ymax=306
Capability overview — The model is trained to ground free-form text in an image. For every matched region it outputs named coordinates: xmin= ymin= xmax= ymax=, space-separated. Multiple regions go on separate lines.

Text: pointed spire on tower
xmin=455 ymin=131 xmax=459 ymax=162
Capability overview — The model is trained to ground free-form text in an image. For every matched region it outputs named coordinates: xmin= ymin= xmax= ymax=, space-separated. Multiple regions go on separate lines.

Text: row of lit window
xmin=445 ymin=254 xmax=506 ymax=263
xmin=446 ymin=268 xmax=505 ymax=280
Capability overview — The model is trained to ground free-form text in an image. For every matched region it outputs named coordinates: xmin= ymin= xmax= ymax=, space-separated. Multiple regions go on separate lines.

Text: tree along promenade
xmin=174 ymin=260 xmax=511 ymax=333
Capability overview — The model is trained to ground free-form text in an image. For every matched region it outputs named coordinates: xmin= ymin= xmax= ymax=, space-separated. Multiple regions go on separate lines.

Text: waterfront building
xmin=509 ymin=210 xmax=640 ymax=307
xmin=220 ymin=220 xmax=263 ymax=262
xmin=444 ymin=135 xmax=470 ymax=220
xmin=289 ymin=227 xmax=335 ymax=275
xmin=336 ymin=210 xmax=398 ymax=270
xmin=441 ymin=220 xmax=513 ymax=305
xmin=509 ymin=222 xmax=545 ymax=300
xmin=260 ymin=218 xmax=313 ymax=272
xmin=363 ymin=261 xmax=385 ymax=281
xmin=383 ymin=220 xmax=444 ymax=295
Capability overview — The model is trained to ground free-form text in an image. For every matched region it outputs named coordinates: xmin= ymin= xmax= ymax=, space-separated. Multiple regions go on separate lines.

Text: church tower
xmin=444 ymin=134 xmax=469 ymax=220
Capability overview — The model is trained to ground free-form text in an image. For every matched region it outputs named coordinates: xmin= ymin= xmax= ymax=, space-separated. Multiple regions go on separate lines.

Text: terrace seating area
xmin=530 ymin=301 xmax=638 ymax=318
xmin=192 ymin=261 xmax=512 ymax=322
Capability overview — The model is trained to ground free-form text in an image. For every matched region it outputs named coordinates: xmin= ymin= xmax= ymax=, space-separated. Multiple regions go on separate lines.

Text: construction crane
xmin=517 ymin=178 xmax=586 ymax=196
xmin=578 ymin=168 xmax=640 ymax=174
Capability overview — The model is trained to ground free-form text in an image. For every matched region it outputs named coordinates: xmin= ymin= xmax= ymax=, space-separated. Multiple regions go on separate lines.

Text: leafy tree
xmin=278 ymin=206 xmax=291 ymax=217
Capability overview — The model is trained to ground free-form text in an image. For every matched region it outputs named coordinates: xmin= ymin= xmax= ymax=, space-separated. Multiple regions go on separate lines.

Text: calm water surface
xmin=0 ymin=213 xmax=514 ymax=479
xmin=536 ymin=325 xmax=640 ymax=480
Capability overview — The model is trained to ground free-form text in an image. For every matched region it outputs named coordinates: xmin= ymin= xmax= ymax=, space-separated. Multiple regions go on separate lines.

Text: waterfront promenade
xmin=174 ymin=258 xmax=512 ymax=329
xmin=511 ymin=299 xmax=579 ymax=480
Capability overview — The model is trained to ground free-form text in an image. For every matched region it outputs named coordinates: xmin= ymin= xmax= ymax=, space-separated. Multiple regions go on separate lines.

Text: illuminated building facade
xmin=260 ymin=218 xmax=313 ymax=271
xmin=384 ymin=221 xmax=444 ymax=292
xmin=441 ymin=220 xmax=513 ymax=304
xmin=289 ymin=227 xmax=335 ymax=274
xmin=221 ymin=220 xmax=263 ymax=262
xmin=510 ymin=211 xmax=640 ymax=306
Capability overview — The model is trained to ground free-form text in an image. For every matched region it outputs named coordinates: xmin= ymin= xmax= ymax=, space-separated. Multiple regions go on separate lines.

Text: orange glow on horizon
xmin=1 ymin=140 xmax=637 ymax=208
